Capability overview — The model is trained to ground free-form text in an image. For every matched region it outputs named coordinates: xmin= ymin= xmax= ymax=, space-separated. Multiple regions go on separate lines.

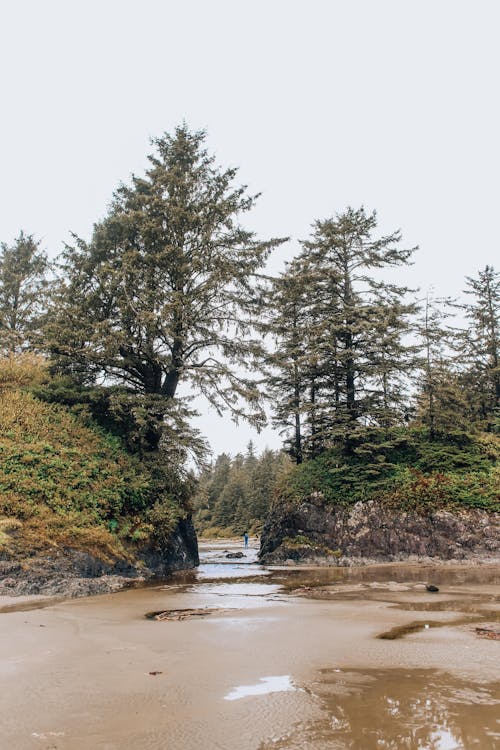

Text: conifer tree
xmin=414 ymin=293 xmax=466 ymax=436
xmin=267 ymin=207 xmax=417 ymax=457
xmin=46 ymin=125 xmax=286 ymax=442
xmin=301 ymin=207 xmax=416 ymax=440
xmin=197 ymin=453 xmax=232 ymax=522
xmin=263 ymin=261 xmax=311 ymax=463
xmin=366 ymin=291 xmax=419 ymax=428
xmin=193 ymin=447 xmax=290 ymax=534
xmin=461 ymin=266 xmax=499 ymax=430
xmin=0 ymin=232 xmax=49 ymax=353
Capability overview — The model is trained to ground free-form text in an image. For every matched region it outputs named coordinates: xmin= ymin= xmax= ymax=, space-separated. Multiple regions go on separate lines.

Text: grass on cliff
xmin=0 ymin=356 xmax=181 ymax=561
xmin=277 ymin=429 xmax=500 ymax=514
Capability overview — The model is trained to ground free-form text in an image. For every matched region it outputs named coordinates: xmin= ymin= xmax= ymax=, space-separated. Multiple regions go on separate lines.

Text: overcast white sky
xmin=1 ymin=1 xmax=499 ymax=456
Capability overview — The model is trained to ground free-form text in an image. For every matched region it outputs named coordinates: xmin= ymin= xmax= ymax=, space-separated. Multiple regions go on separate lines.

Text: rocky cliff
xmin=259 ymin=493 xmax=500 ymax=565
xmin=0 ymin=516 xmax=199 ymax=598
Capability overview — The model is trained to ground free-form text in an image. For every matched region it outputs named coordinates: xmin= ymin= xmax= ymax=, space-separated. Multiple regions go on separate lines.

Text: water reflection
xmin=260 ymin=669 xmax=500 ymax=749
xmin=225 ymin=675 xmax=295 ymax=701
xmin=270 ymin=564 xmax=500 ymax=592
xmin=182 ymin=581 xmax=284 ymax=610
xmin=196 ymin=563 xmax=270 ymax=580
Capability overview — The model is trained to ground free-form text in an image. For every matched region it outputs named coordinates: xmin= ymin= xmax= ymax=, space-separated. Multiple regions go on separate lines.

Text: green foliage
xmin=276 ymin=428 xmax=499 ymax=513
xmin=33 ymin=378 xmax=209 ymax=467
xmin=382 ymin=466 xmax=500 ymax=514
xmin=264 ymin=207 xmax=417 ymax=462
xmin=193 ymin=443 xmax=291 ymax=536
xmin=460 ymin=266 xmax=499 ymax=431
xmin=0 ymin=390 xmax=149 ymax=516
xmin=0 ymin=376 xmax=186 ymax=559
xmin=0 ymin=232 xmax=50 ymax=354
xmin=281 ymin=535 xmax=340 ymax=555
xmin=0 ymin=352 xmax=48 ymax=391
xmin=283 ymin=534 xmax=316 ymax=548
xmin=145 ymin=498 xmax=187 ymax=549
xmin=46 ymin=125 xmax=286 ymax=429
xmin=413 ymin=294 xmax=468 ymax=437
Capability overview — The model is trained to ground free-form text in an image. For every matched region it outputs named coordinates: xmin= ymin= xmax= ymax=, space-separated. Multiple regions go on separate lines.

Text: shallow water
xmin=1 ymin=542 xmax=499 ymax=750
xmin=164 ymin=549 xmax=500 ymax=748
xmin=261 ymin=668 xmax=500 ymax=749
xmin=225 ymin=675 xmax=295 ymax=701
xmin=269 ymin=562 xmax=500 ymax=591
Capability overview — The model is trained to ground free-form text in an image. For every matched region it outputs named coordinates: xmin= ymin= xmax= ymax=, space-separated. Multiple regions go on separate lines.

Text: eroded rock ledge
xmin=259 ymin=494 xmax=500 ymax=565
xmin=0 ymin=517 xmax=199 ymax=598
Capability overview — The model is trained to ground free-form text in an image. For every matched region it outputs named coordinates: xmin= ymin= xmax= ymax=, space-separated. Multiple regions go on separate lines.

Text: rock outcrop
xmin=141 ymin=516 xmax=199 ymax=576
xmin=259 ymin=493 xmax=500 ymax=564
xmin=0 ymin=516 xmax=199 ymax=598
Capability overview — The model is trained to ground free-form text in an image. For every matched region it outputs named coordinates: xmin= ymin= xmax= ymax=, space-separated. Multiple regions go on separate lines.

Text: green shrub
xmin=0 ymin=385 xmax=185 ymax=558
xmin=276 ymin=428 xmax=499 ymax=514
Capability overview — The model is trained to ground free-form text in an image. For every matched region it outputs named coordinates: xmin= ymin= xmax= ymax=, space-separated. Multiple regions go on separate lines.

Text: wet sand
xmin=1 ymin=542 xmax=499 ymax=750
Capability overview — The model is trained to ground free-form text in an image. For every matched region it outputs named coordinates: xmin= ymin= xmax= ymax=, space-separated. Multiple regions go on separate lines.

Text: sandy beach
xmin=1 ymin=541 xmax=499 ymax=750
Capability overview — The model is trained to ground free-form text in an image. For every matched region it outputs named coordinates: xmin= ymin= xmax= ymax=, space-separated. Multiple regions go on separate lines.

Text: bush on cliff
xmin=0 ymin=358 xmax=186 ymax=562
xmin=276 ymin=428 xmax=499 ymax=514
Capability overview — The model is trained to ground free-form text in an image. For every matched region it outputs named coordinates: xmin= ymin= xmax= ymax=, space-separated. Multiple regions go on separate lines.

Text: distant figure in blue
xmin=243 ymin=531 xmax=249 ymax=548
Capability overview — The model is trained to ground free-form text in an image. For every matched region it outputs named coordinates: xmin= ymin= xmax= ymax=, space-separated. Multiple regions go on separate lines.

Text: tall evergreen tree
xmin=46 ymin=125 xmax=286 ymax=444
xmin=414 ymin=292 xmax=464 ymax=437
xmin=301 ymin=207 xmax=416 ymax=439
xmin=263 ymin=261 xmax=311 ymax=463
xmin=0 ymin=232 xmax=49 ymax=353
xmin=461 ymin=266 xmax=499 ymax=430
xmin=267 ymin=207 xmax=417 ymax=458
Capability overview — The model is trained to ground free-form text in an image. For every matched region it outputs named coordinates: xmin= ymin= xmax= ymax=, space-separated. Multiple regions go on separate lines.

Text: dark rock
xmin=225 ymin=551 xmax=245 ymax=559
xmin=259 ymin=495 xmax=500 ymax=565
xmin=0 ymin=516 xmax=199 ymax=599
xmin=426 ymin=584 xmax=440 ymax=592
xmin=140 ymin=516 xmax=199 ymax=575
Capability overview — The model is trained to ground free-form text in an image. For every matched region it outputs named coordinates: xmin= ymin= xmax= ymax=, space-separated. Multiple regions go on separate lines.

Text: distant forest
xmin=193 ymin=443 xmax=290 ymax=536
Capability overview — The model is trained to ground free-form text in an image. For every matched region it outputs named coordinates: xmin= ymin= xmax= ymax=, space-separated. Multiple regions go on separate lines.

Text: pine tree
xmin=249 ymin=447 xmax=290 ymax=521
xmin=461 ymin=266 xmax=499 ymax=430
xmin=366 ymin=290 xmax=419 ymax=428
xmin=414 ymin=292 xmax=467 ymax=436
xmin=301 ymin=207 xmax=416 ymax=441
xmin=46 ymin=125 xmax=286 ymax=444
xmin=213 ymin=453 xmax=248 ymax=530
xmin=0 ymin=232 xmax=49 ymax=353
xmin=263 ymin=261 xmax=311 ymax=463
xmin=267 ymin=207 xmax=417 ymax=457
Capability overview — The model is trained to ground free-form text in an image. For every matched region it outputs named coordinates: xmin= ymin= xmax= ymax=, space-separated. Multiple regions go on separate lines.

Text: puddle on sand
xmin=189 ymin=582 xmax=280 ymax=596
xmin=198 ymin=544 xmax=259 ymax=566
xmin=196 ymin=563 xmax=270 ymax=580
xmin=270 ymin=564 xmax=500 ymax=593
xmin=184 ymin=581 xmax=284 ymax=609
xmin=225 ymin=675 xmax=295 ymax=701
xmin=260 ymin=669 xmax=500 ymax=750
xmin=378 ymin=609 xmax=500 ymax=639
